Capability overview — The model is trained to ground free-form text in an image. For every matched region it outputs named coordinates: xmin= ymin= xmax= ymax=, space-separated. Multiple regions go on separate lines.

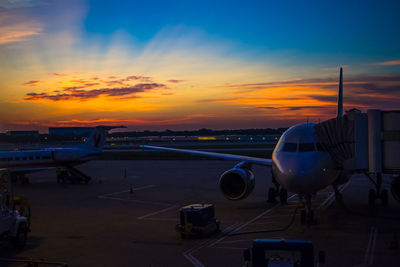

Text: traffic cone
xmin=130 ymin=184 xmax=134 ymax=194
xmin=389 ymin=232 xmax=399 ymax=249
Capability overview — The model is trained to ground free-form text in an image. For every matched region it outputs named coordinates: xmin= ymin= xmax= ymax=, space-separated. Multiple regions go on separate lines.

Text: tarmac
xmin=1 ymin=160 xmax=400 ymax=266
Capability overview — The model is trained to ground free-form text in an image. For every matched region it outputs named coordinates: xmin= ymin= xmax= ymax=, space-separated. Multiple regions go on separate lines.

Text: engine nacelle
xmin=219 ymin=167 xmax=255 ymax=201
xmin=391 ymin=175 xmax=400 ymax=202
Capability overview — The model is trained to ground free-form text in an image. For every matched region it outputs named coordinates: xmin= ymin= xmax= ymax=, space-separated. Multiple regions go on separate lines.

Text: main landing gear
xmin=300 ymin=194 xmax=316 ymax=225
xmin=365 ymin=172 xmax=388 ymax=206
xmin=267 ymin=175 xmax=287 ymax=204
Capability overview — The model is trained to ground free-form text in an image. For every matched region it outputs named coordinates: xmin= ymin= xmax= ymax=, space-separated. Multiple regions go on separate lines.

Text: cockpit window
xmin=281 ymin=143 xmax=297 ymax=152
xmin=299 ymin=143 xmax=315 ymax=152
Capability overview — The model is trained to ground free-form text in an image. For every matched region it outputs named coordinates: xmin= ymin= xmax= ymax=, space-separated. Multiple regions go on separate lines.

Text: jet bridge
xmin=315 ymin=109 xmax=400 ymax=203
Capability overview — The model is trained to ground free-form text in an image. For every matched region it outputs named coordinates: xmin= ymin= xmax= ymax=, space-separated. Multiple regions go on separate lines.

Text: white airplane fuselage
xmin=0 ymin=147 xmax=101 ymax=171
xmin=272 ymin=123 xmax=339 ymax=195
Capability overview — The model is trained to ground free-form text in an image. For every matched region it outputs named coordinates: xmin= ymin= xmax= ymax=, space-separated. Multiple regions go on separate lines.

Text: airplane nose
xmin=274 ymin=154 xmax=336 ymax=194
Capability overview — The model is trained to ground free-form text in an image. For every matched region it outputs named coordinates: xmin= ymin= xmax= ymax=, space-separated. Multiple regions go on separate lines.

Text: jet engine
xmin=391 ymin=175 xmax=400 ymax=202
xmin=219 ymin=163 xmax=255 ymax=201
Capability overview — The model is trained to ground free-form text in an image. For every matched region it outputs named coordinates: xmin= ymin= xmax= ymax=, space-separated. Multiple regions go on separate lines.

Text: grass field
xmin=99 ymin=149 xmax=274 ymax=160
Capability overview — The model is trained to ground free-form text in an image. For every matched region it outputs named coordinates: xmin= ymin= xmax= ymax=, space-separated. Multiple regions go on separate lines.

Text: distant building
xmin=49 ymin=127 xmax=94 ymax=136
xmin=6 ymin=130 xmax=39 ymax=137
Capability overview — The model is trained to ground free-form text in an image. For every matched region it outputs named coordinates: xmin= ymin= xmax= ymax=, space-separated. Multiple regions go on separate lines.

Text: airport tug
xmin=176 ymin=204 xmax=220 ymax=238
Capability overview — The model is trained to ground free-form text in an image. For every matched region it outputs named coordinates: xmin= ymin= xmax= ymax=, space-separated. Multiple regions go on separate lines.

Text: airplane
xmin=0 ymin=126 xmax=124 ymax=184
xmin=140 ymin=68 xmax=357 ymax=224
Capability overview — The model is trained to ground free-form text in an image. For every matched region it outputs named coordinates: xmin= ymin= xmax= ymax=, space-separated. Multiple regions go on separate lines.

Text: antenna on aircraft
xmin=337 ymin=67 xmax=343 ymax=118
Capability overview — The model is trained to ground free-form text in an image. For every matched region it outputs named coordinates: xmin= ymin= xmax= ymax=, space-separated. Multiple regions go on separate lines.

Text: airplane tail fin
xmin=78 ymin=125 xmax=126 ymax=151
xmin=337 ymin=67 xmax=343 ymax=118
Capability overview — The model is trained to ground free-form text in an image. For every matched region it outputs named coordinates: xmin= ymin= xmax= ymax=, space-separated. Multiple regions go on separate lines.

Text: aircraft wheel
xmin=381 ymin=189 xmax=389 ymax=206
xmin=267 ymin=187 xmax=277 ymax=203
xmin=279 ymin=189 xmax=287 ymax=204
xmin=13 ymin=223 xmax=28 ymax=248
xmin=368 ymin=189 xmax=376 ymax=206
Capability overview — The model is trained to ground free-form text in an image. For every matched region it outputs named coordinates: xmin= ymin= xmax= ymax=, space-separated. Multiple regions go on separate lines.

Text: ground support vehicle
xmin=176 ymin=203 xmax=220 ymax=238
xmin=1 ymin=194 xmax=29 ymax=248
xmin=243 ymin=238 xmax=325 ymax=267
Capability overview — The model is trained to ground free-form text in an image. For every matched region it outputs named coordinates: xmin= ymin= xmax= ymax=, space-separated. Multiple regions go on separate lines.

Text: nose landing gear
xmin=364 ymin=172 xmax=389 ymax=206
xmin=300 ymin=194 xmax=316 ymax=225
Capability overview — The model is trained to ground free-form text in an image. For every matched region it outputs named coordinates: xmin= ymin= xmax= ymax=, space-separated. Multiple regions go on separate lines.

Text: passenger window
xmin=316 ymin=142 xmax=326 ymax=152
xmin=299 ymin=143 xmax=315 ymax=152
xmin=281 ymin=143 xmax=297 ymax=152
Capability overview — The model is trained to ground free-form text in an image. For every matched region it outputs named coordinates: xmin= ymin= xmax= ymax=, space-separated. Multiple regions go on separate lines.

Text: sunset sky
xmin=1 ymin=0 xmax=399 ymax=132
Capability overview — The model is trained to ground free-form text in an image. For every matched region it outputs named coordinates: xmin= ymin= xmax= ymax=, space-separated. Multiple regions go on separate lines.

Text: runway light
xmin=197 ymin=136 xmax=216 ymax=140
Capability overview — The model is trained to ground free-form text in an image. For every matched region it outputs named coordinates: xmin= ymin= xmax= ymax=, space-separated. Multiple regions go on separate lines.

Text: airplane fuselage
xmin=0 ymin=148 xmax=101 ymax=171
xmin=272 ymin=123 xmax=339 ymax=195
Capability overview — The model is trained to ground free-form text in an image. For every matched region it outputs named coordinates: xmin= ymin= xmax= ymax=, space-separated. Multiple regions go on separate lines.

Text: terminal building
xmin=48 ymin=127 xmax=94 ymax=137
xmin=6 ymin=130 xmax=39 ymax=137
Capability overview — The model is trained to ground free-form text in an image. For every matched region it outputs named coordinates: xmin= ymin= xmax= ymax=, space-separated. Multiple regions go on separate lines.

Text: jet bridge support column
xmin=367 ymin=110 xmax=388 ymax=205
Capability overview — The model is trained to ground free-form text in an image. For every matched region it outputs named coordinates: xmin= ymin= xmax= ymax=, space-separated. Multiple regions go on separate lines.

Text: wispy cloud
xmin=24 ymin=83 xmax=167 ymax=101
xmin=0 ymin=0 xmax=47 ymax=9
xmin=0 ymin=22 xmax=42 ymax=44
xmin=375 ymin=60 xmax=400 ymax=66
xmin=167 ymin=79 xmax=185 ymax=83
xmin=22 ymin=80 xmax=40 ymax=86
xmin=51 ymin=73 xmax=68 ymax=77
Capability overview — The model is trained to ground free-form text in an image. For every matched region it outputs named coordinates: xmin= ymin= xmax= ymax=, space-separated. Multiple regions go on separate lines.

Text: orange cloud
xmin=375 ymin=60 xmax=400 ymax=66
xmin=22 ymin=80 xmax=40 ymax=86
xmin=25 ymin=83 xmax=167 ymax=101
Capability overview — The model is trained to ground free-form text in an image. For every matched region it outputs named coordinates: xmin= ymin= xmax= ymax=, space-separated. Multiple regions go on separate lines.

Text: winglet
xmin=337 ymin=67 xmax=343 ymax=118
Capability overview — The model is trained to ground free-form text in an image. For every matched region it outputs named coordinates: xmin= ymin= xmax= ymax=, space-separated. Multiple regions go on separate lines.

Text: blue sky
xmin=83 ymin=0 xmax=400 ymax=61
xmin=0 ymin=0 xmax=399 ymax=131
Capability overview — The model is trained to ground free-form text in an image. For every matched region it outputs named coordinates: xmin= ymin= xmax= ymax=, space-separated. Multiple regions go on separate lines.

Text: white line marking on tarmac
xmin=208 ymin=194 xmax=298 ymax=249
xmin=98 ymin=195 xmax=171 ymax=206
xmin=98 ymin=185 xmax=155 ymax=198
xmin=137 ymin=205 xmax=178 ymax=220
xmin=364 ymin=227 xmax=378 ymax=266
xmin=183 ymin=183 xmax=352 ymax=267
xmin=318 ymin=181 xmax=350 ymax=210
xmin=98 ymin=185 xmax=174 ymax=206
xmin=182 ymin=222 xmax=241 ymax=267
xmin=351 ymin=226 xmax=378 ymax=267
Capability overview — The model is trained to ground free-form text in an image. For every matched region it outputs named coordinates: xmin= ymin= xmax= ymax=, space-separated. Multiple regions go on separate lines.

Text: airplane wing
xmin=140 ymin=145 xmax=272 ymax=166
